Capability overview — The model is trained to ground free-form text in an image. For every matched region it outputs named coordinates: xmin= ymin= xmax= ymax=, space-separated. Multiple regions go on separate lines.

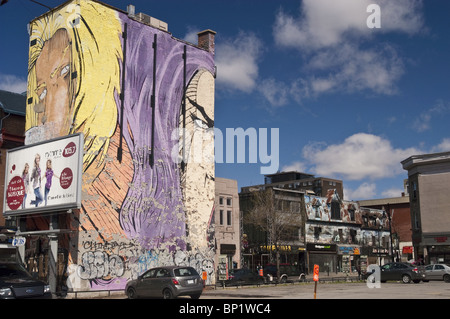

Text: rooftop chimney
xmin=197 ymin=29 xmax=216 ymax=55
xmin=127 ymin=5 xmax=135 ymax=18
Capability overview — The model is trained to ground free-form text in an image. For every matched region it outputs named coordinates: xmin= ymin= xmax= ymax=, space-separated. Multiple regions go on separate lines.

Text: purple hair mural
xmin=117 ymin=16 xmax=215 ymax=250
xmin=26 ymin=1 xmax=216 ymax=291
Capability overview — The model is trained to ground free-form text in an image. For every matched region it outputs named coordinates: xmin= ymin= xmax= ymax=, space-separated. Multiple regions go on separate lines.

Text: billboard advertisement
xmin=3 ymin=134 xmax=83 ymax=216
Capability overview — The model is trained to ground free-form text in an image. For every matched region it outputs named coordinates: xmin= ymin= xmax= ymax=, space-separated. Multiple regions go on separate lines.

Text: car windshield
xmin=0 ymin=263 xmax=31 ymax=279
xmin=174 ymin=267 xmax=199 ymax=277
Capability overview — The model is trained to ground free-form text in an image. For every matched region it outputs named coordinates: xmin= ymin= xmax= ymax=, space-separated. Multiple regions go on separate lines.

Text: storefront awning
xmin=220 ymin=244 xmax=236 ymax=255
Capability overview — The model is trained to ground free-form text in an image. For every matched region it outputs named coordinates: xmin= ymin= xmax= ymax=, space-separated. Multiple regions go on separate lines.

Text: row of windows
xmin=218 ymin=197 xmax=232 ymax=206
xmin=218 ymin=210 xmax=232 ymax=226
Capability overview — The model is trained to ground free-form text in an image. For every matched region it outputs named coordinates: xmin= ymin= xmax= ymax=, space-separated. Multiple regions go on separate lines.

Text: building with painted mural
xmin=4 ymin=0 xmax=216 ymax=296
xmin=305 ymin=194 xmax=391 ymax=274
xmin=240 ymin=172 xmax=392 ymax=276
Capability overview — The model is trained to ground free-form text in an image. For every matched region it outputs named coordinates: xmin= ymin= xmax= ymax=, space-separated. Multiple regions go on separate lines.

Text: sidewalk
xmin=61 ymin=272 xmax=363 ymax=299
xmin=307 ymin=271 xmax=362 ymax=283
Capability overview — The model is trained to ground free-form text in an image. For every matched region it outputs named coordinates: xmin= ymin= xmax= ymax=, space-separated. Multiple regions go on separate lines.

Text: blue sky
xmin=1 ymin=0 xmax=450 ymax=200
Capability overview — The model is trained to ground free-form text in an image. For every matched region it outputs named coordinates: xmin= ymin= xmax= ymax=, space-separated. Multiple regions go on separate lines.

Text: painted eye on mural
xmin=194 ymin=118 xmax=209 ymax=129
xmin=60 ymin=64 xmax=70 ymax=77
xmin=39 ymin=88 xmax=47 ymax=101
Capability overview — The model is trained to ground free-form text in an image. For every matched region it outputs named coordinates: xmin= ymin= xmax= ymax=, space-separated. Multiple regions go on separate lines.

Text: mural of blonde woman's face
xmin=34 ymin=28 xmax=74 ymax=139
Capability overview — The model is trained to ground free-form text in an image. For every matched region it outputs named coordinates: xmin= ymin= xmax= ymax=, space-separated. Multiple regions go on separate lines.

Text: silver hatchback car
xmin=125 ymin=266 xmax=203 ymax=299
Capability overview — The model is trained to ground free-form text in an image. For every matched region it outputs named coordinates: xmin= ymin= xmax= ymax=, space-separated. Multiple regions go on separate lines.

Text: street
xmin=201 ymin=281 xmax=450 ymax=299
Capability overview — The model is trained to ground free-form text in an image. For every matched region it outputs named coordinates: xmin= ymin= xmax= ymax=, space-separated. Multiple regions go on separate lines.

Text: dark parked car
xmin=263 ymin=264 xmax=305 ymax=283
xmin=424 ymin=264 xmax=450 ymax=282
xmin=368 ymin=262 xmax=426 ymax=284
xmin=224 ymin=268 xmax=265 ymax=286
xmin=0 ymin=262 xmax=52 ymax=299
xmin=125 ymin=266 xmax=203 ymax=299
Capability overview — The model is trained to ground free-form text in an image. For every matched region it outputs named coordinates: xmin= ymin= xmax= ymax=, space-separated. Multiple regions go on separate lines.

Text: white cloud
xmin=281 ymin=161 xmax=307 ymax=173
xmin=215 ymin=32 xmax=263 ymax=93
xmin=273 ymin=0 xmax=424 ymax=51
xmin=307 ymin=43 xmax=404 ymax=95
xmin=0 ymin=73 xmax=27 ymax=94
xmin=183 ymin=26 xmax=199 ymax=44
xmin=381 ymin=187 xmax=405 ymax=198
xmin=257 ymin=78 xmax=289 ymax=107
xmin=345 ymin=182 xmax=377 ymax=201
xmin=412 ymin=100 xmax=450 ymax=132
xmin=301 ymin=133 xmax=421 ymax=181
xmin=431 ymin=138 xmax=450 ymax=153
xmin=272 ymin=0 xmax=424 ymax=97
xmin=274 ymin=0 xmax=369 ymax=51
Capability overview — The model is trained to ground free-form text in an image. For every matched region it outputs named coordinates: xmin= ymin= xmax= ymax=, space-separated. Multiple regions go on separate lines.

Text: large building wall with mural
xmin=25 ymin=0 xmax=216 ymax=291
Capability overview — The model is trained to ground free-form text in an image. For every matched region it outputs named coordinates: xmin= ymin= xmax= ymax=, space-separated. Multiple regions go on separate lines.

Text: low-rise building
xmin=240 ymin=174 xmax=391 ymax=275
xmin=0 ymin=90 xmax=26 ymax=249
xmin=402 ymin=151 xmax=450 ymax=264
xmin=358 ymin=195 xmax=412 ymax=262
xmin=214 ymin=177 xmax=241 ymax=271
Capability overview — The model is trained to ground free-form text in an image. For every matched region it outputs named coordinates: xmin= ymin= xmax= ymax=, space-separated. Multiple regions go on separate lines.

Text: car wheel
xmin=402 ymin=274 xmax=411 ymax=284
xmin=444 ymin=274 xmax=450 ymax=283
xmin=191 ymin=294 xmax=201 ymax=299
xmin=163 ymin=288 xmax=174 ymax=299
xmin=127 ymin=287 xmax=137 ymax=299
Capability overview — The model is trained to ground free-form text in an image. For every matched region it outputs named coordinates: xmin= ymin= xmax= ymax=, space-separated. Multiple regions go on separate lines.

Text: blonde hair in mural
xmin=27 ymin=1 xmax=123 ymax=172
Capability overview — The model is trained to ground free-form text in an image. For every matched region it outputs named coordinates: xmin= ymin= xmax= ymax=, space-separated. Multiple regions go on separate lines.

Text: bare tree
xmin=244 ymin=188 xmax=304 ymax=280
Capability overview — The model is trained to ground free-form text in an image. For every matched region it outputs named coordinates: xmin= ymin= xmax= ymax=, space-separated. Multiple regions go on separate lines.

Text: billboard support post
xmin=48 ymin=214 xmax=58 ymax=295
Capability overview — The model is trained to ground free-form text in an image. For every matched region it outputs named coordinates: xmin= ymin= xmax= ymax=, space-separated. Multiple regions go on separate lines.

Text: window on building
xmin=350 ymin=229 xmax=357 ymax=243
xmin=227 ymin=198 xmax=232 ymax=206
xmin=314 ymin=227 xmax=321 ymax=241
xmin=331 ymin=199 xmax=340 ymax=220
xmin=281 ymin=226 xmax=300 ymax=241
xmin=338 ymin=229 xmax=343 ymax=243
xmin=219 ymin=197 xmax=224 ymax=205
xmin=412 ymin=181 xmax=417 ymax=200
xmin=219 ymin=210 xmax=224 ymax=225
xmin=290 ymin=201 xmax=301 ymax=213
xmin=227 ymin=211 xmax=232 ymax=226
xmin=348 ymin=207 xmax=355 ymax=221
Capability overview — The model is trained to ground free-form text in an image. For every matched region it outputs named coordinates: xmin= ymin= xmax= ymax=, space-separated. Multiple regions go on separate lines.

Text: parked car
xmin=367 ymin=262 xmax=426 ymax=284
xmin=0 ymin=262 xmax=52 ymax=299
xmin=263 ymin=264 xmax=305 ymax=283
xmin=224 ymin=268 xmax=265 ymax=286
xmin=424 ymin=264 xmax=450 ymax=282
xmin=125 ymin=266 xmax=203 ymax=299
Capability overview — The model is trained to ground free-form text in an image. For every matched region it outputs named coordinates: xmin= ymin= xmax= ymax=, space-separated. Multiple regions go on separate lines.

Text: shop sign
xmin=260 ymin=245 xmax=292 ymax=252
xmin=307 ymin=243 xmax=336 ymax=252
xmin=338 ymin=246 xmax=361 ymax=255
xmin=3 ymin=134 xmax=83 ymax=216
xmin=402 ymin=246 xmax=413 ymax=254
xmin=12 ymin=236 xmax=26 ymax=247
xmin=434 ymin=236 xmax=448 ymax=243
xmin=371 ymin=247 xmax=389 ymax=255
